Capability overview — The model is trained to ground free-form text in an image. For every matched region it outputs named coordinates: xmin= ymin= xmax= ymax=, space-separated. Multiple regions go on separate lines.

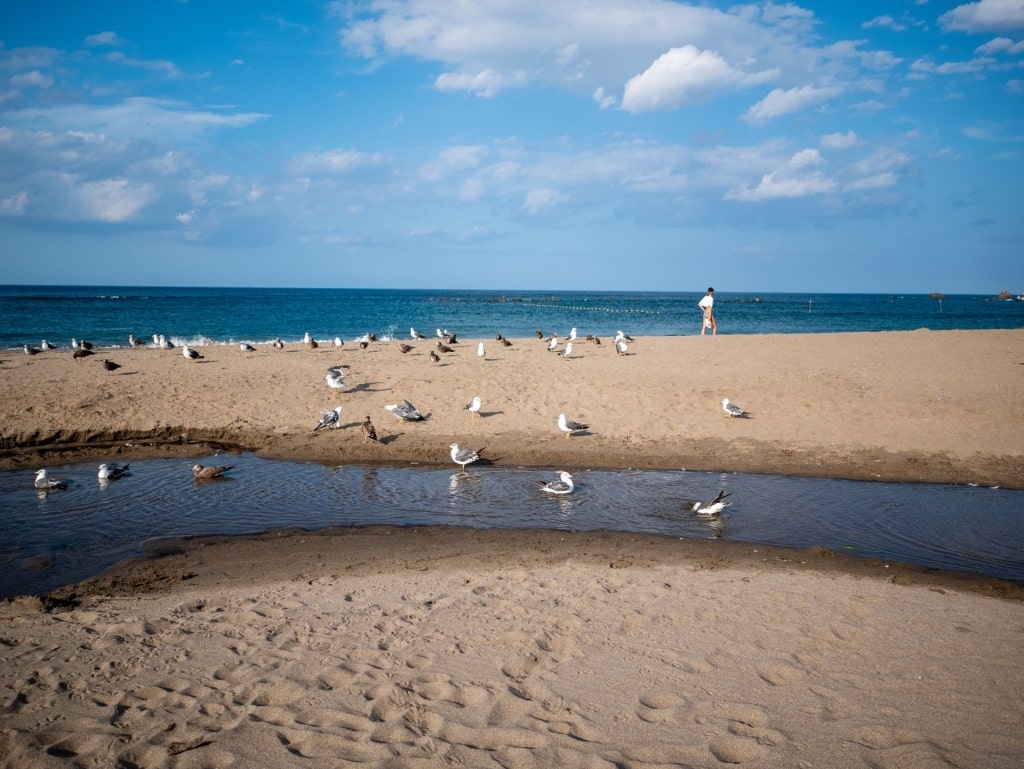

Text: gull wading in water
xmin=722 ymin=398 xmax=750 ymax=418
xmin=449 ymin=443 xmax=482 ymax=470
xmin=193 ymin=463 xmax=235 ymax=479
xmin=314 ymin=406 xmax=344 ymax=432
xmin=98 ymin=462 xmax=131 ymax=481
xmin=34 ymin=468 xmax=68 ymax=490
xmin=693 ymin=490 xmax=732 ymax=515
xmin=465 ymin=396 xmax=482 ymax=416
xmin=536 ymin=471 xmax=574 ymax=495
xmin=558 ymin=413 xmax=589 ymax=439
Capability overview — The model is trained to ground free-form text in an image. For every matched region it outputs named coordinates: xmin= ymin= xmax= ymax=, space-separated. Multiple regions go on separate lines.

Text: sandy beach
xmin=2 ymin=329 xmax=1023 ymax=768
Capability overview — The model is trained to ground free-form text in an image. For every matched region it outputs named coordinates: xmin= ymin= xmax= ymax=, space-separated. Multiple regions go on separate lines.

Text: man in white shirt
xmin=698 ymin=287 xmax=716 ymax=335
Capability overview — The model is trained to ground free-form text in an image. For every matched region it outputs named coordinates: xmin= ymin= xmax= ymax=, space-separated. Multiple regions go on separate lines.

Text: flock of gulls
xmin=23 ymin=325 xmax=751 ymax=515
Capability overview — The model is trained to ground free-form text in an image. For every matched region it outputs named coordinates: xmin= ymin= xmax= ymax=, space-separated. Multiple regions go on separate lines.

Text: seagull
xmin=615 ymin=330 xmax=634 ymax=343
xmin=547 ymin=336 xmax=559 ymax=352
xmin=40 ymin=340 xmax=57 ymax=350
xmin=384 ymin=399 xmax=424 ymax=422
xmin=192 ymin=463 xmax=235 ymax=479
xmin=444 ymin=333 xmax=458 ymax=345
xmin=101 ymin=358 xmax=121 ymax=373
xmin=361 ymin=416 xmax=378 ymax=443
xmin=240 ymin=342 xmax=256 ymax=352
xmin=722 ymin=398 xmax=750 ymax=418
xmin=129 ymin=334 xmax=146 ymax=348
xmin=567 ymin=327 xmax=577 ymax=341
xmin=314 ymin=406 xmax=344 ymax=431
xmin=399 ymin=343 xmax=414 ymax=353
xmin=73 ymin=348 xmax=95 ymax=361
xmin=326 ymin=366 xmax=347 ymax=391
xmin=334 ymin=337 xmax=344 ymax=347
xmin=436 ymin=341 xmax=453 ymax=353
xmin=23 ymin=344 xmax=40 ymax=356
xmin=615 ymin=339 xmax=628 ymax=355
xmin=182 ymin=345 xmax=203 ymax=361
xmin=97 ymin=462 xmax=131 ymax=481
xmin=411 ymin=327 xmax=426 ymax=339
xmin=436 ymin=328 xmax=444 ymax=338
xmin=465 ymin=396 xmax=482 ymax=416
xmin=501 ymin=337 xmax=513 ymax=347
xmin=307 ymin=338 xmax=319 ymax=349
xmin=477 ymin=342 xmax=485 ymax=358
xmin=693 ymin=490 xmax=732 ymax=515
xmin=158 ymin=335 xmax=174 ymax=349
xmin=359 ymin=341 xmax=369 ymax=350
xmin=558 ymin=413 xmax=589 ymax=439
xmin=72 ymin=339 xmax=94 ymax=351
xmin=429 ymin=350 xmax=441 ymax=363
xmin=303 ymin=332 xmax=311 ymax=345
xmin=535 ymin=330 xmax=544 ymax=339
xmin=558 ymin=342 xmax=573 ymax=358
xmin=34 ymin=468 xmax=68 ymax=490
xmin=449 ymin=443 xmax=482 ymax=470
xmin=272 ymin=339 xmax=285 ymax=349
xmin=536 ymin=471 xmax=574 ymax=495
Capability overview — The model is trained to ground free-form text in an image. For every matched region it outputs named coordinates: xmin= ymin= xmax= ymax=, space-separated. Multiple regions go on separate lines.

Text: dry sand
xmin=1 ymin=329 xmax=1023 ymax=768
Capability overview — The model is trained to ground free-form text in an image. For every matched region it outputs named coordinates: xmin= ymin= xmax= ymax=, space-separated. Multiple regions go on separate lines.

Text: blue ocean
xmin=2 ymin=285 xmax=1022 ymax=350
xmin=2 ymin=285 xmax=1022 ymax=598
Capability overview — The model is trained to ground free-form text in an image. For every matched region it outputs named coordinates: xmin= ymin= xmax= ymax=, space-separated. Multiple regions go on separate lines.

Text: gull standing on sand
xmin=182 ymin=345 xmax=203 ymax=361
xmin=567 ymin=327 xmax=577 ymax=341
xmin=547 ymin=335 xmax=559 ymax=352
xmin=361 ymin=416 xmax=378 ymax=443
xmin=722 ymin=398 xmax=750 ymax=418
xmin=314 ymin=406 xmax=344 ymax=432
xmin=240 ymin=342 xmax=256 ymax=352
xmin=34 ymin=468 xmax=68 ymax=490
xmin=693 ymin=490 xmax=731 ymax=515
xmin=558 ymin=413 xmax=589 ymax=439
xmin=536 ymin=471 xmax=575 ymax=495
xmin=411 ymin=327 xmax=425 ymax=339
xmin=384 ymin=399 xmax=424 ymax=422
xmin=449 ymin=443 xmax=482 ymax=470
xmin=192 ymin=463 xmax=235 ymax=479
xmin=129 ymin=334 xmax=146 ymax=348
xmin=40 ymin=340 xmax=57 ymax=350
xmin=101 ymin=359 xmax=121 ymax=373
xmin=558 ymin=342 xmax=573 ymax=358
xmin=465 ymin=396 xmax=482 ymax=416
xmin=98 ymin=462 xmax=131 ymax=481
xmin=477 ymin=341 xmax=485 ymax=358
xmin=23 ymin=344 xmax=40 ymax=356
xmin=615 ymin=338 xmax=628 ymax=355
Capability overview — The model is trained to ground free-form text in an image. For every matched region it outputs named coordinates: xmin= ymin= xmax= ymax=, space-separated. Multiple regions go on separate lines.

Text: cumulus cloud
xmin=863 ymin=15 xmax=908 ymax=32
xmin=523 ymin=187 xmax=566 ymax=214
xmin=434 ymin=68 xmax=527 ymax=97
xmin=743 ymin=85 xmax=842 ymax=123
xmin=621 ymin=45 xmax=775 ymax=113
xmin=287 ymin=148 xmax=385 ymax=176
xmin=85 ymin=31 xmax=123 ymax=47
xmin=10 ymin=71 xmax=54 ymax=89
xmin=419 ymin=145 xmax=488 ymax=181
xmin=724 ymin=148 xmax=837 ymax=201
xmin=821 ymin=130 xmax=859 ymax=149
xmin=940 ymin=0 xmax=1024 ymax=33
xmin=975 ymin=36 xmax=1024 ymax=53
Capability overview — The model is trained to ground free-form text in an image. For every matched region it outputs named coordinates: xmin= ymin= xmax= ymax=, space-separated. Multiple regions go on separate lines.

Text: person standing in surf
xmin=699 ymin=287 xmax=716 ymax=335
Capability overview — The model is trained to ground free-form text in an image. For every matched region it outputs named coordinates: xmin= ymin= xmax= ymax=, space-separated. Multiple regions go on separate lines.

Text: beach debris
xmin=558 ymin=413 xmax=589 ymax=439
xmin=314 ymin=406 xmax=344 ymax=432
xmin=536 ymin=471 xmax=574 ymax=495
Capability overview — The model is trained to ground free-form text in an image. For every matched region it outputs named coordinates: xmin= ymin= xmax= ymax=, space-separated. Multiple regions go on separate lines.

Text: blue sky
xmin=1 ymin=0 xmax=1022 ymax=293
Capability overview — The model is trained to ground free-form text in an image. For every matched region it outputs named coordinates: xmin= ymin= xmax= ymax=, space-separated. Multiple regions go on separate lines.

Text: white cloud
xmin=821 ymin=130 xmax=858 ymax=149
xmin=621 ymin=45 xmax=774 ymax=113
xmin=287 ymin=148 xmax=385 ymax=176
xmin=419 ymin=144 xmax=488 ymax=181
xmin=743 ymin=85 xmax=842 ymax=123
xmin=863 ymin=15 xmax=908 ymax=32
xmin=592 ymin=86 xmax=616 ymax=110
xmin=523 ymin=187 xmax=566 ymax=214
xmin=0 ymin=191 xmax=29 ymax=216
xmin=64 ymin=175 xmax=157 ymax=222
xmin=975 ymin=36 xmax=1024 ymax=53
xmin=724 ymin=147 xmax=838 ymax=201
xmin=434 ymin=68 xmax=526 ymax=97
xmin=85 ymin=31 xmax=123 ymax=47
xmin=10 ymin=71 xmax=53 ymax=89
xmin=940 ymin=0 xmax=1024 ymax=33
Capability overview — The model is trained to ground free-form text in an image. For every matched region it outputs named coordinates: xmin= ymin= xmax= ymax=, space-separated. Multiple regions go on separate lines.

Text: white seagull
xmin=615 ymin=339 xmax=628 ymax=355
xmin=182 ymin=344 xmax=203 ymax=361
xmin=477 ymin=341 xmax=486 ymax=358
xmin=40 ymin=339 xmax=57 ymax=350
xmin=449 ymin=443 xmax=482 ymax=469
xmin=314 ymin=406 xmax=344 ymax=431
xmin=693 ymin=490 xmax=731 ymax=515
xmin=325 ymin=365 xmax=347 ymax=391
xmin=558 ymin=413 xmax=589 ymax=439
xmin=536 ymin=471 xmax=574 ymax=495
xmin=34 ymin=468 xmax=68 ymax=490
xmin=558 ymin=341 xmax=573 ymax=358
xmin=411 ymin=327 xmax=426 ymax=339
xmin=384 ymin=399 xmax=424 ymax=422
xmin=547 ymin=335 xmax=559 ymax=352
xmin=128 ymin=334 xmax=145 ymax=348
xmin=240 ymin=342 xmax=256 ymax=352
xmin=567 ymin=327 xmax=577 ymax=341
xmin=722 ymin=398 xmax=750 ymax=418
xmin=465 ymin=396 xmax=482 ymax=416
xmin=615 ymin=330 xmax=634 ymax=343
xmin=98 ymin=462 xmax=131 ymax=481
xmin=334 ymin=337 xmax=344 ymax=347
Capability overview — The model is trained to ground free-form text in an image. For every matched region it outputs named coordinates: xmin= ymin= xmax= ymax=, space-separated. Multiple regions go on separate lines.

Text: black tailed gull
xmin=40 ymin=340 xmax=57 ymax=350
xmin=411 ymin=327 xmax=426 ymax=339
xmin=23 ymin=344 xmax=40 ymax=356
xmin=314 ymin=406 xmax=344 ymax=431
xmin=722 ymin=398 xmax=750 ymax=418
xmin=615 ymin=339 xmax=628 ymax=355
xmin=693 ymin=490 xmax=731 ymax=515
xmin=558 ymin=413 xmax=589 ymax=439
xmin=98 ymin=462 xmax=131 ymax=481
xmin=240 ymin=342 xmax=256 ymax=352
xmin=536 ymin=471 xmax=574 ymax=495
xmin=101 ymin=359 xmax=121 ymax=373
xmin=449 ymin=442 xmax=482 ymax=469
xmin=384 ymin=399 xmax=424 ymax=422
xmin=465 ymin=396 xmax=482 ymax=416
xmin=182 ymin=345 xmax=203 ymax=361
xmin=34 ymin=468 xmax=68 ymax=490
